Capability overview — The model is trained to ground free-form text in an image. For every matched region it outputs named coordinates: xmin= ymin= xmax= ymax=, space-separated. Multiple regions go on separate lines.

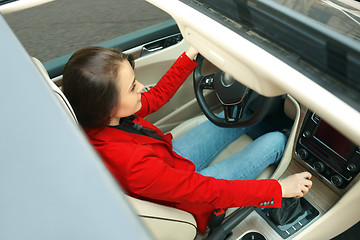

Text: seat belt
xmin=208 ymin=208 xmax=226 ymax=234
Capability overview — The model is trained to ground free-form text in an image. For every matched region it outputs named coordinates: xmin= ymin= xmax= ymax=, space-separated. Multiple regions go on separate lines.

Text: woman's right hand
xmin=185 ymin=46 xmax=199 ymax=60
xmin=279 ymin=172 xmax=313 ymax=198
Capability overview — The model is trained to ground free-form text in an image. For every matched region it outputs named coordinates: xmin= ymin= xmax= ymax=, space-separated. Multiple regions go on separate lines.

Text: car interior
xmin=33 ymin=38 xmax=300 ymax=240
xmin=12 ymin=0 xmax=359 ymax=239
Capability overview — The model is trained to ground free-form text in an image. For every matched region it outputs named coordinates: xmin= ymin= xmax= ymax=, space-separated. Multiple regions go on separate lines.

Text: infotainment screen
xmin=313 ymin=120 xmax=354 ymax=160
xmin=297 ymin=111 xmax=360 ymax=189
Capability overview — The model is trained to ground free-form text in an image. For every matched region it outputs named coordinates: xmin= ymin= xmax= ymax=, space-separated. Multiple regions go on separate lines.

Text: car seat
xmin=32 ymin=57 xmax=198 ymax=240
xmin=32 ymin=57 xmax=275 ymax=240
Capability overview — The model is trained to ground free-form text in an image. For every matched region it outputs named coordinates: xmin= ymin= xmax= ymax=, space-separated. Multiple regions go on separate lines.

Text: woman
xmin=62 ymin=46 xmax=312 ymax=233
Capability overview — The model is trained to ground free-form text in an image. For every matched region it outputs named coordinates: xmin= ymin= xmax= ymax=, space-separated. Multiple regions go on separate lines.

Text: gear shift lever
xmin=268 ymin=197 xmax=304 ymax=225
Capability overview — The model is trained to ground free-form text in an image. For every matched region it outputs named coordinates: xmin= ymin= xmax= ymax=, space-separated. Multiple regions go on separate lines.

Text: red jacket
xmin=86 ymin=53 xmax=282 ymax=233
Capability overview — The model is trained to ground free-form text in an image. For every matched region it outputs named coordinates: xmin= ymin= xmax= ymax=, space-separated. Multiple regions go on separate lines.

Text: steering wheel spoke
xmin=223 ymin=104 xmax=245 ymax=123
xmin=224 ymin=105 xmax=239 ymax=122
xmin=200 ymin=74 xmax=215 ymax=90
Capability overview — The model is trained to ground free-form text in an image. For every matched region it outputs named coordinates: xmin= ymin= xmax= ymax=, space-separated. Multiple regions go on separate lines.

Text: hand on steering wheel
xmin=193 ymin=54 xmax=277 ymax=128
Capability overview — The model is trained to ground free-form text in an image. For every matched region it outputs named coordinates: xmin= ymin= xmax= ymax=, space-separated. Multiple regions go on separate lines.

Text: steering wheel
xmin=193 ymin=54 xmax=277 ymax=128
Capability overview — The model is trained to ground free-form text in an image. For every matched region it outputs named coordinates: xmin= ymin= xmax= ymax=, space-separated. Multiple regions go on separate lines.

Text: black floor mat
xmin=331 ymin=221 xmax=360 ymax=240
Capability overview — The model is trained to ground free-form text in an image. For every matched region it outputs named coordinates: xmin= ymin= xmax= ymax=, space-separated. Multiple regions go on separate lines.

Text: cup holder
xmin=241 ymin=231 xmax=266 ymax=240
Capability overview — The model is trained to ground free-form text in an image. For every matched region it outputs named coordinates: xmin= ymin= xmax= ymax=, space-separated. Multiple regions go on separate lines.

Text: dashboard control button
xmin=347 ymin=164 xmax=356 ymax=172
xmin=331 ymin=175 xmax=343 ymax=187
xmin=297 ymin=148 xmax=308 ymax=159
xmin=313 ymin=161 xmax=326 ymax=172
xmin=356 ymin=147 xmax=360 ymax=155
xmin=302 ymin=131 xmax=311 ymax=138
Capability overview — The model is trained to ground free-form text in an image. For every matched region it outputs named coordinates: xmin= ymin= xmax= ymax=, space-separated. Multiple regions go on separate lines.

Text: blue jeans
xmin=172 ymin=116 xmax=286 ymax=180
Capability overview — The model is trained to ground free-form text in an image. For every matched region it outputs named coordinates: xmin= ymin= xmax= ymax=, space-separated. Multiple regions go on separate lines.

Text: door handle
xmin=141 ymin=33 xmax=183 ymax=57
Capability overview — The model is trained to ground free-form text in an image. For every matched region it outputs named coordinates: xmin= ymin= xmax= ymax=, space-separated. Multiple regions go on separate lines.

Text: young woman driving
xmin=62 ymin=46 xmax=312 ymax=234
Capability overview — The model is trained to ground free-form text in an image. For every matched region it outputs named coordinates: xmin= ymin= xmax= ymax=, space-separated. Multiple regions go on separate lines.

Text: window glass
xmin=2 ymin=0 xmax=171 ymax=62
xmin=196 ymin=0 xmax=360 ymax=41
xmin=272 ymin=0 xmax=360 ymax=41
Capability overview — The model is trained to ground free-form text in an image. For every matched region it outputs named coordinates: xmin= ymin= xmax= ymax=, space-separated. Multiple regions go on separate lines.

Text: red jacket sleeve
xmin=125 ymin=147 xmax=282 ymax=209
xmin=136 ymin=52 xmax=198 ymax=118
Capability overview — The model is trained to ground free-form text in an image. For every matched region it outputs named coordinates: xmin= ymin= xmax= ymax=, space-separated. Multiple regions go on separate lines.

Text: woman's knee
xmin=258 ymin=131 xmax=287 ymax=165
xmin=258 ymin=131 xmax=287 ymax=152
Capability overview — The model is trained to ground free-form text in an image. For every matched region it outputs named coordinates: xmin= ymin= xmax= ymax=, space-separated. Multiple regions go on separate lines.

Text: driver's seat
xmin=32 ymin=57 xmax=198 ymax=239
xmin=32 ymin=57 xmax=273 ymax=240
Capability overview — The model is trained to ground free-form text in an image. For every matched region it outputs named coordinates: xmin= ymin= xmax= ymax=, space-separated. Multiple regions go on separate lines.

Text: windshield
xmin=198 ymin=0 xmax=360 ymax=41
xmin=273 ymin=0 xmax=360 ymax=40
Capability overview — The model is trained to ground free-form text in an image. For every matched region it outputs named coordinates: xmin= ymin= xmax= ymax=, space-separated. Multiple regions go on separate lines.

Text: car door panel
xmin=134 ymin=39 xmax=220 ymax=132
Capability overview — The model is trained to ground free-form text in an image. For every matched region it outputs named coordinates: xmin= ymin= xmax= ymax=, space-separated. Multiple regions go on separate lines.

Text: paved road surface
xmin=3 ymin=0 xmax=171 ymax=62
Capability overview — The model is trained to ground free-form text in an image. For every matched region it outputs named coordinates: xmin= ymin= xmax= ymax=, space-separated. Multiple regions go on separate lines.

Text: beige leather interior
xmin=132 ymin=40 xmax=222 ymax=133
xmin=126 ymin=196 xmax=197 ymax=240
xmin=32 ymin=57 xmax=78 ymax=123
xmin=135 ymin=40 xmax=202 ymax=130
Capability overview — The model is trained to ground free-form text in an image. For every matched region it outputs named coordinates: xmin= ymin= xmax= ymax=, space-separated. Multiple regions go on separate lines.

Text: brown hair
xmin=62 ymin=46 xmax=134 ymax=128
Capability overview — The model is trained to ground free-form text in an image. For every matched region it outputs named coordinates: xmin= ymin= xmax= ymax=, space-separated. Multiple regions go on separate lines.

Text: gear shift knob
xmin=268 ymin=197 xmax=304 ymax=225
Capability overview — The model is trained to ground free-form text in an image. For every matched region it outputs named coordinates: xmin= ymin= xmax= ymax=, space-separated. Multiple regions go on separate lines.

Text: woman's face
xmin=109 ymin=60 xmax=144 ymax=125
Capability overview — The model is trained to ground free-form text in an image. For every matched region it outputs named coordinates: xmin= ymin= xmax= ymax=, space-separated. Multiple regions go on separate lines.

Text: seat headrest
xmin=32 ymin=57 xmax=78 ymax=123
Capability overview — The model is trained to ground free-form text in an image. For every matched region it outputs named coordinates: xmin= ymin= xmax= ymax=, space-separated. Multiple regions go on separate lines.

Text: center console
xmin=256 ymin=198 xmax=319 ymax=239
xmin=225 ymin=107 xmax=356 ymax=240
xmin=296 ymin=111 xmax=360 ymax=189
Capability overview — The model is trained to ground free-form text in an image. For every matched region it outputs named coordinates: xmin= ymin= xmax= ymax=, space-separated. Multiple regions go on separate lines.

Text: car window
xmin=1 ymin=0 xmax=171 ymax=62
xmin=0 ymin=0 xmax=15 ymax=5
